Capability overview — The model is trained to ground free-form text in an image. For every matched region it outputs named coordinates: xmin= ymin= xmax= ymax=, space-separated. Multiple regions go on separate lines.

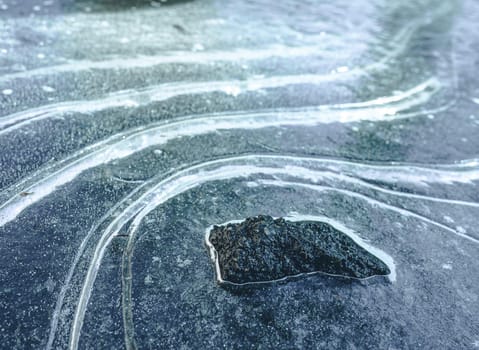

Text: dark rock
xmin=206 ymin=215 xmax=390 ymax=285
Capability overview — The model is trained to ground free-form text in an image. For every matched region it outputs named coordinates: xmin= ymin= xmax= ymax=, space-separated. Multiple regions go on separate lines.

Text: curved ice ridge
xmin=0 ymin=44 xmax=325 ymax=84
xmin=0 ymin=78 xmax=442 ymax=227
xmin=0 ymin=73 xmax=392 ymax=134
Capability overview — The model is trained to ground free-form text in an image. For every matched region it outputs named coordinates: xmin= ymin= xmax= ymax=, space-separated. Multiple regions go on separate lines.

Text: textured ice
xmin=0 ymin=0 xmax=478 ymax=349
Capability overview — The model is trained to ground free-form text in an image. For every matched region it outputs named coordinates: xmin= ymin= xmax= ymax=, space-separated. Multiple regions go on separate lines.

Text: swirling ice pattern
xmin=1 ymin=1 xmax=478 ymax=349
xmin=0 ymin=76 xmax=443 ymax=226
xmin=113 ymin=155 xmax=478 ymax=350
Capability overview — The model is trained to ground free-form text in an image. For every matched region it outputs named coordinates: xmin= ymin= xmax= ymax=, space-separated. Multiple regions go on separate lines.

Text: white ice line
xmin=0 ymin=44 xmax=325 ymax=83
xmin=0 ymin=73 xmax=365 ymax=134
xmin=0 ymin=78 xmax=441 ymax=227
xmin=258 ymin=179 xmax=479 ymax=244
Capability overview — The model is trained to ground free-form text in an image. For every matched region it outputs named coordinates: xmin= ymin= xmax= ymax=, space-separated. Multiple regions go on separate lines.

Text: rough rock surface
xmin=207 ymin=215 xmax=390 ymax=284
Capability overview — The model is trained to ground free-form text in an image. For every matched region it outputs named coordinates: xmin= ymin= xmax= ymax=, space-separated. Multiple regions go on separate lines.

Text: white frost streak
xmin=0 ymin=44 xmax=322 ymax=83
xmin=0 ymin=78 xmax=442 ymax=227
xmin=0 ymin=74 xmax=356 ymax=133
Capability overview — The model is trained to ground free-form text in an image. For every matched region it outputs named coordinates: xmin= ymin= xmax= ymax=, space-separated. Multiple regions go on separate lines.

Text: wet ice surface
xmin=0 ymin=0 xmax=478 ymax=349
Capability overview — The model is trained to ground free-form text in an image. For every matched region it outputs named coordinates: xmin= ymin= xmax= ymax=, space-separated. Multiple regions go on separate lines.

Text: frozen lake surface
xmin=0 ymin=0 xmax=478 ymax=348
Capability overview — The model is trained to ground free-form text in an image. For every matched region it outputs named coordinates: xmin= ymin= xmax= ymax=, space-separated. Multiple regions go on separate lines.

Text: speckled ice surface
xmin=0 ymin=0 xmax=478 ymax=349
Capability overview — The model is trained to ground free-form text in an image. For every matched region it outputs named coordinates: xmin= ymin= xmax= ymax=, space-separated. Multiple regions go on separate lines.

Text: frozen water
xmin=0 ymin=0 xmax=478 ymax=349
